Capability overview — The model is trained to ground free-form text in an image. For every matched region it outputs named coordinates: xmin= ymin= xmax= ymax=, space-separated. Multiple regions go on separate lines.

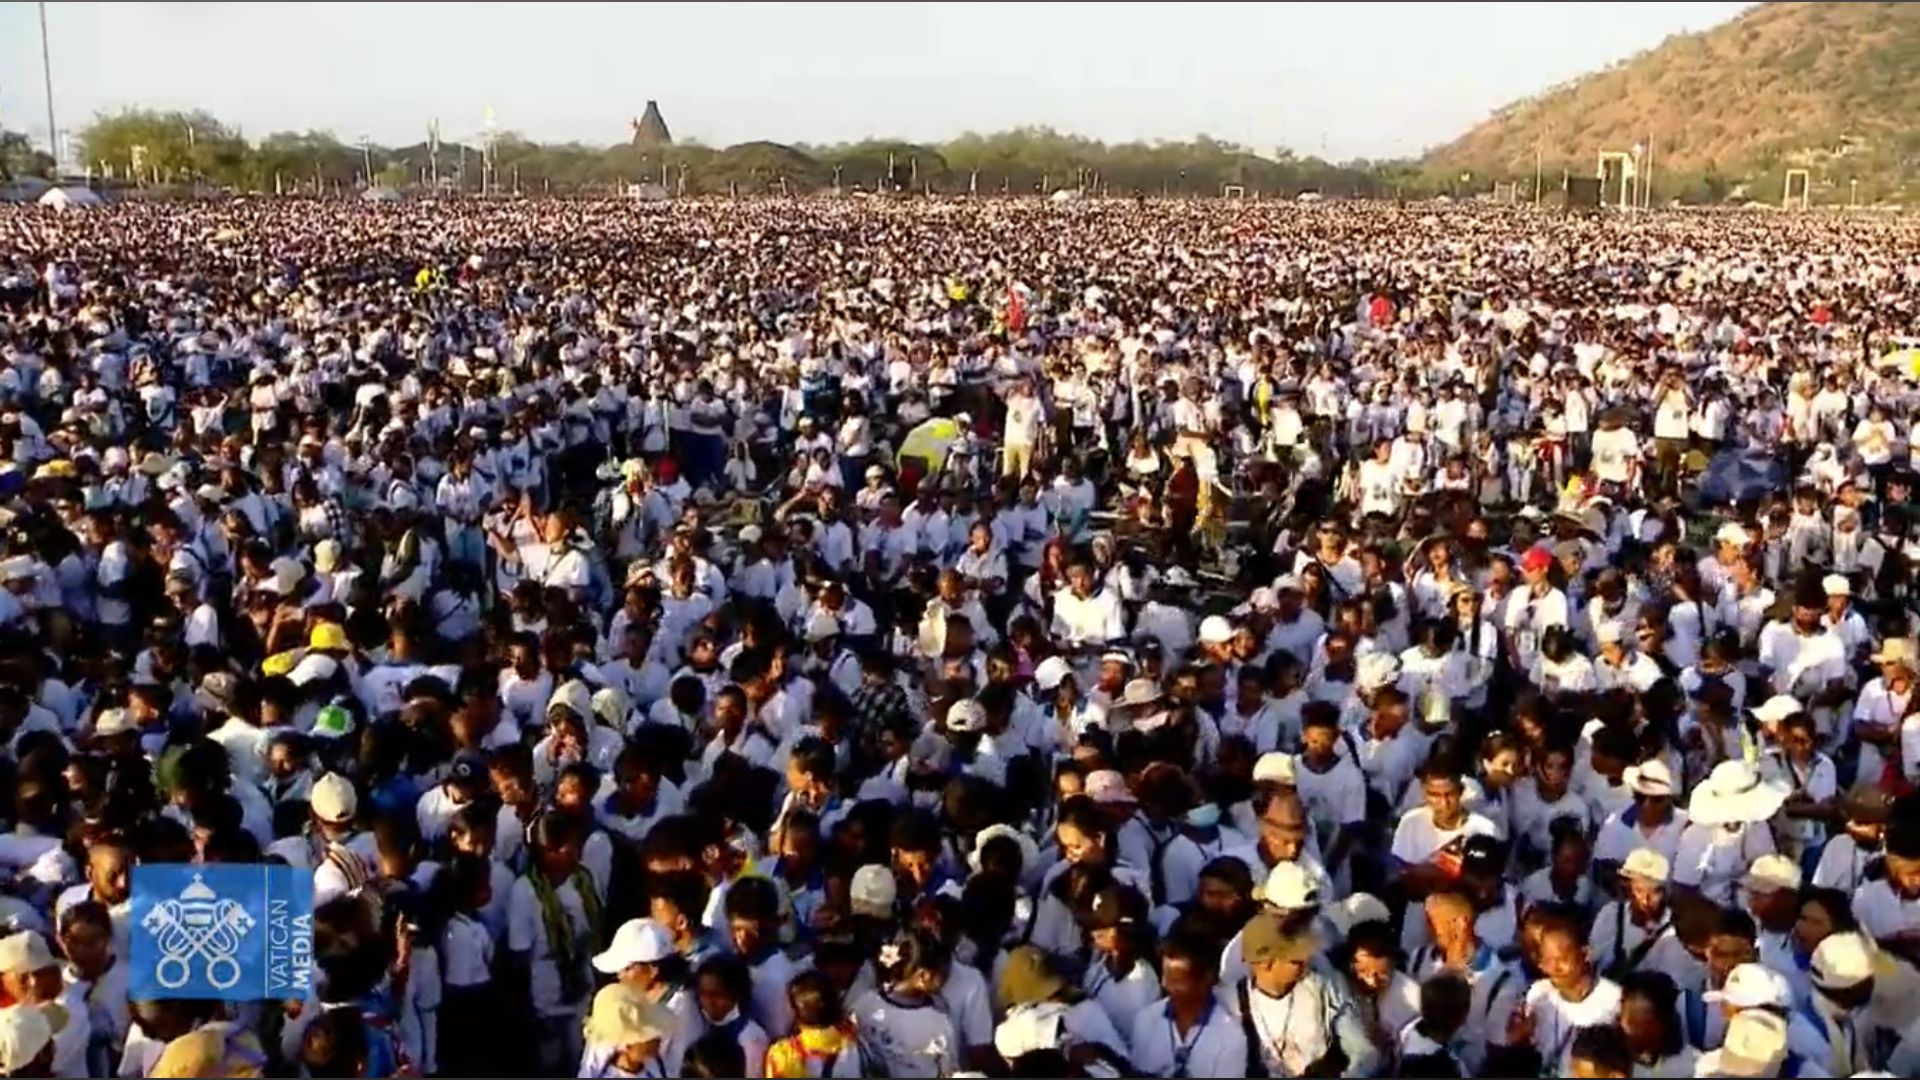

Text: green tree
xmin=0 ymin=131 xmax=54 ymax=181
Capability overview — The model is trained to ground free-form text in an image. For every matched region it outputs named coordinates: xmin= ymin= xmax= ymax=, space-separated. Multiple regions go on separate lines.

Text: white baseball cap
xmin=1624 ymin=760 xmax=1675 ymax=798
xmin=592 ymin=919 xmax=675 ymax=974
xmin=1032 ymin=656 xmax=1073 ymax=693
xmin=1704 ymin=963 xmax=1792 ymax=1009
xmin=0 ymin=931 xmax=56 ymax=975
xmin=1259 ymin=861 xmax=1321 ymax=909
xmin=309 ymin=772 xmax=358 ymax=824
xmin=1717 ymin=1009 xmax=1789 ymax=1077
xmin=1748 ymin=694 xmax=1804 ymax=724
xmin=946 ymin=699 xmax=987 ymax=734
xmin=1197 ymin=615 xmax=1235 ymax=646
xmin=1621 ymin=847 xmax=1671 ymax=884
xmin=1741 ymin=854 xmax=1802 ymax=896
xmin=0 ymin=1004 xmax=53 ymax=1075
xmin=1823 ymin=573 xmax=1853 ymax=597
xmin=1252 ymin=752 xmax=1297 ymax=785
xmin=1085 ymin=769 xmax=1133 ymax=805
xmin=1810 ymin=931 xmax=1877 ymax=990
xmin=850 ymin=864 xmax=896 ymax=918
xmin=92 ymin=708 xmax=136 ymax=738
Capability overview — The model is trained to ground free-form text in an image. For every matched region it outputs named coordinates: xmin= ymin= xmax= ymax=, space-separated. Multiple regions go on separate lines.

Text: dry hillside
xmin=1426 ymin=2 xmax=1920 ymax=200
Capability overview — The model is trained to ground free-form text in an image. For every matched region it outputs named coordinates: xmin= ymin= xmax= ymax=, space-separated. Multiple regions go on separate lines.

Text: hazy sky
xmin=1 ymin=1 xmax=1747 ymax=160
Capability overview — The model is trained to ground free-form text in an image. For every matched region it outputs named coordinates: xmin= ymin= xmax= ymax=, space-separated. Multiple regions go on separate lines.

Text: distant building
xmin=630 ymin=101 xmax=672 ymax=147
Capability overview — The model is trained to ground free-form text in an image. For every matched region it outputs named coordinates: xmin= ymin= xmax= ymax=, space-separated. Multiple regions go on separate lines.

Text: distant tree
xmin=0 ymin=131 xmax=54 ymax=181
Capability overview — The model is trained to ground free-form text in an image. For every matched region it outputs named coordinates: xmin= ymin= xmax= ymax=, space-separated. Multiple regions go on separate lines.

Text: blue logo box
xmin=129 ymin=865 xmax=315 ymax=1001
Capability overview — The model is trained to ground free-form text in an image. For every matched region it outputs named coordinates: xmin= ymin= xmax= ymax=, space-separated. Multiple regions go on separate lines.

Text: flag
xmin=1007 ymin=286 xmax=1027 ymax=333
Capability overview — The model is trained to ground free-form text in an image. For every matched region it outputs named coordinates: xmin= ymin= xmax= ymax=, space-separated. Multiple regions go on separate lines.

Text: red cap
xmin=1521 ymin=547 xmax=1554 ymax=574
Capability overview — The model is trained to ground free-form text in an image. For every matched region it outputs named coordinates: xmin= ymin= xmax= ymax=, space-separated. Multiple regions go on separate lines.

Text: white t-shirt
xmin=1590 ymin=427 xmax=1640 ymax=484
xmin=847 ymin=991 xmax=956 ymax=1078
xmin=506 ymin=874 xmax=596 ymax=1018
xmin=1126 ymin=999 xmax=1246 ymax=1078
xmin=1390 ymin=808 xmax=1499 ymax=866
xmin=1522 ymin=977 xmax=1621 ymax=1075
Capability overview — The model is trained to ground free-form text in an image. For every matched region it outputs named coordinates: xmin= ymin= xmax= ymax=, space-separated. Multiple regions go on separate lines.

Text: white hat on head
xmin=0 ymin=555 xmax=38 ymax=583
xmin=1357 ymin=652 xmax=1402 ymax=693
xmin=1871 ymin=638 xmax=1917 ymax=667
xmin=1114 ymin=678 xmax=1164 ymax=711
xmin=1197 ymin=615 xmax=1235 ymax=646
xmin=1741 ymin=854 xmax=1802 ymax=896
xmin=91 ymin=708 xmax=136 ymax=738
xmin=0 ymin=931 xmax=56 ymax=975
xmin=1252 ymin=752 xmax=1297 ymax=785
xmin=1715 ymin=1009 xmax=1789 ymax=1078
xmin=1704 ymin=963 xmax=1792 ymax=1009
xmin=1259 ymin=862 xmax=1321 ymax=909
xmin=1595 ymin=621 xmax=1625 ymax=645
xmin=1688 ymin=760 xmax=1790 ymax=827
xmin=1624 ymin=760 xmax=1675 ymax=798
xmin=287 ymin=652 xmax=339 ymax=688
xmin=737 ymin=524 xmax=763 ymax=545
xmin=309 ymin=772 xmax=357 ymax=824
xmin=313 ymin=539 xmax=342 ymax=574
xmin=1621 ymin=848 xmax=1670 ymax=884
xmin=1823 ymin=573 xmax=1853 ymax=597
xmin=1748 ymin=694 xmax=1803 ymax=724
xmin=1032 ymin=656 xmax=1073 ymax=693
xmin=968 ymin=823 xmax=1041 ymax=876
xmin=1715 ymin=523 xmax=1752 ymax=547
xmin=849 ymin=864 xmax=896 ymax=918
xmin=803 ymin=610 xmax=841 ymax=643
xmin=1326 ymin=893 xmax=1390 ymax=937
xmin=946 ymin=699 xmax=987 ymax=734
xmin=1810 ymin=931 xmax=1877 ymax=991
xmin=1085 ymin=769 xmax=1133 ymax=805
xmin=592 ymin=919 xmax=675 ymax=974
xmin=0 ymin=1003 xmax=53 ymax=1076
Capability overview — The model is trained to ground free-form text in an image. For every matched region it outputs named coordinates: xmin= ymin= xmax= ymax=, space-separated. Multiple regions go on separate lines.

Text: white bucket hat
xmin=1687 ymin=760 xmax=1790 ymax=827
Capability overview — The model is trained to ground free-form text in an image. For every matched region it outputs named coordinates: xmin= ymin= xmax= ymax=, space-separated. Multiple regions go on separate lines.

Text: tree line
xmin=4 ymin=107 xmax=1453 ymax=199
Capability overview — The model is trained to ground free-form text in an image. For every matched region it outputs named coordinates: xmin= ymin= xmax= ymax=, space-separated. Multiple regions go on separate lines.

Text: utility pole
xmin=428 ymin=120 xmax=440 ymax=188
xmin=1533 ymin=136 xmax=1543 ymax=206
xmin=359 ymin=138 xmax=372 ymax=187
xmin=38 ymin=1 xmax=58 ymax=166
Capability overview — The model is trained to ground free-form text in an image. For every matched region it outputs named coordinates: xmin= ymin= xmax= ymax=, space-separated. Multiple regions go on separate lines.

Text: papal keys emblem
xmin=140 ymin=873 xmax=256 ymax=990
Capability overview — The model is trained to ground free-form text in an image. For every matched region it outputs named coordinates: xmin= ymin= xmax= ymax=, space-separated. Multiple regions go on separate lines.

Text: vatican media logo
xmin=130 ymin=865 xmax=315 ymax=1002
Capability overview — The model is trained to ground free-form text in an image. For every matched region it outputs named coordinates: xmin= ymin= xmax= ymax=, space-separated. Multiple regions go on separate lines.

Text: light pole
xmin=39 ymin=1 xmax=58 ymax=166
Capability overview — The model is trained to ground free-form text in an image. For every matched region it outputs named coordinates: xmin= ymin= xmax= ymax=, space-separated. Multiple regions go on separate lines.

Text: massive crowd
xmin=0 ymin=194 xmax=1914 ymax=1077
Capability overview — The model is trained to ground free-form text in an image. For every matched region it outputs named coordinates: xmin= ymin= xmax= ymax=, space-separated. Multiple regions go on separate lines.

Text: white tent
xmin=360 ymin=186 xmax=402 ymax=204
xmin=1049 ymin=188 xmax=1083 ymax=203
xmin=38 ymin=186 xmax=102 ymax=210
xmin=625 ymin=182 xmax=670 ymax=202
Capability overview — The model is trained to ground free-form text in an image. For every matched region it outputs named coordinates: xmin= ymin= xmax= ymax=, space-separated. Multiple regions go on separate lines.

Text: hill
xmin=1426 ymin=2 xmax=1920 ymax=203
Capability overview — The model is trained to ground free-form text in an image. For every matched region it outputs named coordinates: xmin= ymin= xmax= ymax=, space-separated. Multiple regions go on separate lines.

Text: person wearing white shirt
xmin=1049 ymin=564 xmax=1124 ymax=653
xmin=1509 ymin=918 xmax=1622 ymax=1076
xmin=1588 ymin=850 xmax=1694 ymax=983
xmin=1127 ymin=938 xmax=1248 ymax=1077
xmin=1393 ymin=763 xmax=1500 ymax=903
xmin=1405 ymin=891 xmax=1524 ymax=1074
xmin=1755 ymin=595 xmax=1849 ymax=742
xmin=1223 ymin=911 xmax=1379 ymax=1077
xmin=1591 ymin=762 xmax=1690 ymax=879
xmin=1672 ymin=761 xmax=1785 ymax=908
xmin=1502 ymin=551 xmax=1569 ymax=672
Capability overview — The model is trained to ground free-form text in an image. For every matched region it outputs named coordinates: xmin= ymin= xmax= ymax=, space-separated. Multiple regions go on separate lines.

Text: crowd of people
xmin=0 ymin=194 xmax=1915 ymax=1077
